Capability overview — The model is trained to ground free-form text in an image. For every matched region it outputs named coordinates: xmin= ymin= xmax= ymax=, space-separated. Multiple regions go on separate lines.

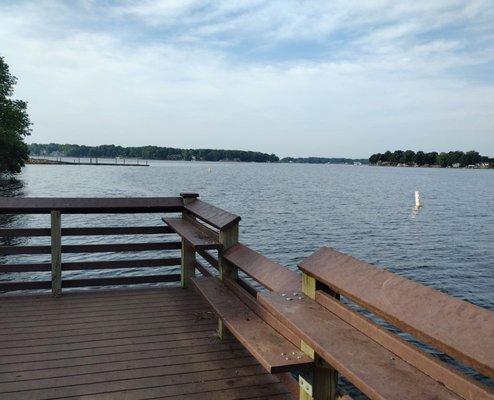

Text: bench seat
xmin=162 ymin=217 xmax=221 ymax=250
xmin=259 ymin=291 xmax=463 ymax=400
xmin=191 ymin=277 xmax=313 ymax=374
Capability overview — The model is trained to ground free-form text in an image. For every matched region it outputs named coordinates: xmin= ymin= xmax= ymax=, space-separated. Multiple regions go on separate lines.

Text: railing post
xmin=180 ymin=193 xmax=199 ymax=288
xmin=51 ymin=210 xmax=62 ymax=297
xmin=299 ymin=273 xmax=338 ymax=400
xmin=217 ymin=222 xmax=239 ymax=339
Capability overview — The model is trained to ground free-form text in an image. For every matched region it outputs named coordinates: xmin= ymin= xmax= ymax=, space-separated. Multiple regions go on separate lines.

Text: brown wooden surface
xmin=0 ymin=258 xmax=181 ymax=272
xmin=0 ymin=226 xmax=174 ymax=237
xmin=197 ymin=249 xmax=220 ymax=269
xmin=223 ymin=243 xmax=300 ymax=292
xmin=163 ymin=217 xmax=221 ymax=250
xmin=259 ymin=291 xmax=464 ymax=400
xmin=185 ymin=199 xmax=241 ymax=230
xmin=315 ymin=291 xmax=494 ymax=400
xmin=0 ymin=197 xmax=183 ymax=214
xmin=192 ymin=277 xmax=313 ymax=374
xmin=0 ymin=241 xmax=181 ymax=255
xmin=299 ymin=246 xmax=494 ymax=378
xmin=195 ymin=260 xmax=213 ymax=277
xmin=0 ymin=274 xmax=182 ymax=292
xmin=0 ymin=287 xmax=294 ymax=399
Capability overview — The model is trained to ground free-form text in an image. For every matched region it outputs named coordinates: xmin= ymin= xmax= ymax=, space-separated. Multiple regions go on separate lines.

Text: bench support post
xmin=217 ymin=223 xmax=239 ymax=339
xmin=51 ymin=210 xmax=62 ymax=297
xmin=180 ymin=193 xmax=199 ymax=288
xmin=299 ymin=272 xmax=338 ymax=400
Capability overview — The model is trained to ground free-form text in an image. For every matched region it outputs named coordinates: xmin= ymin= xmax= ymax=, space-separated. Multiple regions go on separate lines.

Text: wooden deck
xmin=0 ymin=287 xmax=293 ymax=400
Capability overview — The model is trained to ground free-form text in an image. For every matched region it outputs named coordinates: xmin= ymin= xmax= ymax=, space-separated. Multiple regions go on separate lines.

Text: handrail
xmin=0 ymin=197 xmax=183 ymax=214
xmin=0 ymin=197 xmax=187 ymax=294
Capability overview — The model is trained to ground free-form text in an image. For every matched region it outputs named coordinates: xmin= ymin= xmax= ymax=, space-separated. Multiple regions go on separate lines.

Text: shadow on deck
xmin=0 ymin=287 xmax=293 ymax=400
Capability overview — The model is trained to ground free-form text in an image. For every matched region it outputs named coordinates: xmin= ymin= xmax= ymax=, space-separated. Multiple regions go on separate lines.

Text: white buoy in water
xmin=414 ymin=190 xmax=422 ymax=209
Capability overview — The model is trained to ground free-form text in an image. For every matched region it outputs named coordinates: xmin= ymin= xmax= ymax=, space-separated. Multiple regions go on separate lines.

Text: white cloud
xmin=0 ymin=0 xmax=493 ymax=157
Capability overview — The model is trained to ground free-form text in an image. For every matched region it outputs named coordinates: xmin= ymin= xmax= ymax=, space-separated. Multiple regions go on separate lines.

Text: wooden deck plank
xmin=299 ymin=246 xmax=494 ymax=378
xmin=223 ymin=243 xmax=300 ymax=292
xmin=0 ymin=296 xmax=205 ymax=318
xmin=0 ymin=341 xmax=244 ymax=373
xmin=192 ymin=277 xmax=313 ymax=373
xmin=47 ymin=371 xmax=282 ymax=400
xmin=0 ymin=306 xmax=211 ymax=331
xmin=0 ymin=359 xmax=260 ymax=399
xmin=163 ymin=217 xmax=221 ymax=250
xmin=0 ymin=333 xmax=223 ymax=365
xmin=259 ymin=291 xmax=462 ymax=400
xmin=0 ymin=287 xmax=291 ymax=400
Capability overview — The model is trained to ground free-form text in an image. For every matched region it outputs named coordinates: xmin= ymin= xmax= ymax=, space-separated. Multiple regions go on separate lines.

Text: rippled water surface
xmin=1 ymin=161 xmax=493 ymax=395
xmin=4 ymin=161 xmax=492 ymax=307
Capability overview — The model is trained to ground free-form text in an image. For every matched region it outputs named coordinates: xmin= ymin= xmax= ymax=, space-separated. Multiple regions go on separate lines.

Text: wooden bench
xmin=259 ymin=246 xmax=494 ymax=400
xmin=191 ymin=276 xmax=313 ymax=374
xmin=162 ymin=217 xmax=221 ymax=250
xmin=223 ymin=243 xmax=300 ymax=292
xmin=184 ymin=198 xmax=241 ymax=230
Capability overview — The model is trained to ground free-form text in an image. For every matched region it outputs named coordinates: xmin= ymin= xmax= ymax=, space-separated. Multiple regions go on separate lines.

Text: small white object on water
xmin=208 ymin=167 xmax=212 ymax=173
xmin=414 ymin=190 xmax=422 ymax=210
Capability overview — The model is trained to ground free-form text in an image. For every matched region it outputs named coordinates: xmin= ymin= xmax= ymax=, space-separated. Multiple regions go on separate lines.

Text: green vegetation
xmin=28 ymin=143 xmax=279 ymax=163
xmin=0 ymin=56 xmax=31 ymax=174
xmin=369 ymin=150 xmax=493 ymax=168
xmin=280 ymin=157 xmax=368 ymax=164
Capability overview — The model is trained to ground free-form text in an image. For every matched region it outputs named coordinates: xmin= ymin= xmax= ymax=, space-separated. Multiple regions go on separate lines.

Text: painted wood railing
xmin=0 ymin=197 xmax=185 ymax=294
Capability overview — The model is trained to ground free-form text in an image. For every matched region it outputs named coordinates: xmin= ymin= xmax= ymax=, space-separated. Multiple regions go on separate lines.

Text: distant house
xmin=452 ymin=163 xmax=460 ymax=168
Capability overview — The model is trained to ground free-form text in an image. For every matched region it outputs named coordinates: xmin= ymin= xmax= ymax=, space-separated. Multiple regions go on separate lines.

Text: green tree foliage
xmin=368 ymin=149 xmax=491 ymax=168
xmin=29 ymin=143 xmax=280 ymax=163
xmin=0 ymin=57 xmax=31 ymax=173
xmin=279 ymin=157 xmax=368 ymax=164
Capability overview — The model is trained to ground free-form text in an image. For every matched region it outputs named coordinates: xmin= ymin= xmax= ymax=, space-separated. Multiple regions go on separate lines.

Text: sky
xmin=0 ymin=0 xmax=493 ymax=158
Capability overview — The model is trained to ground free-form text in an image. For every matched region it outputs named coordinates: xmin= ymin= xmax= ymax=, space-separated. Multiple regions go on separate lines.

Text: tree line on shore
xmin=369 ymin=150 xmax=493 ymax=168
xmin=280 ymin=156 xmax=368 ymax=164
xmin=28 ymin=143 xmax=280 ymax=163
xmin=0 ymin=56 xmax=30 ymax=174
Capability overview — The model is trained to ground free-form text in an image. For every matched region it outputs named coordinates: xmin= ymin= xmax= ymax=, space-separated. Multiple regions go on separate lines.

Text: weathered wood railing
xmin=1 ymin=195 xmax=493 ymax=400
xmin=0 ymin=197 xmax=186 ymax=294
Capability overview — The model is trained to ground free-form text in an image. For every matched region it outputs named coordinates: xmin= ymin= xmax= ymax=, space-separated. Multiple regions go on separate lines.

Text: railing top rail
xmin=299 ymin=246 xmax=494 ymax=379
xmin=0 ymin=197 xmax=183 ymax=214
xmin=184 ymin=199 xmax=240 ymax=230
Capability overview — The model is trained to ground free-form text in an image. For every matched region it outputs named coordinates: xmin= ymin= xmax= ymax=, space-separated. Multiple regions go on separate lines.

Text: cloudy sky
xmin=1 ymin=0 xmax=493 ymax=157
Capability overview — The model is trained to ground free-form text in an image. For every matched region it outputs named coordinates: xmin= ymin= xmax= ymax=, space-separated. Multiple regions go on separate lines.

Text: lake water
xmin=1 ymin=161 xmax=493 ymax=394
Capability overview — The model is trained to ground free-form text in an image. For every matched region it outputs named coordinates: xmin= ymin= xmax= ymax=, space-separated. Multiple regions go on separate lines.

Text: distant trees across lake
xmin=29 ymin=143 xmax=279 ymax=163
xmin=369 ymin=150 xmax=493 ymax=168
xmin=280 ymin=157 xmax=368 ymax=164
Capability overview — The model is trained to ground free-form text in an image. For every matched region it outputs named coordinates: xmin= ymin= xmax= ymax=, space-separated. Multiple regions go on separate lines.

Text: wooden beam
xmin=300 ymin=272 xmax=338 ymax=400
xmin=217 ymin=222 xmax=239 ymax=339
xmin=179 ymin=193 xmax=198 ymax=288
xmin=51 ymin=211 xmax=62 ymax=297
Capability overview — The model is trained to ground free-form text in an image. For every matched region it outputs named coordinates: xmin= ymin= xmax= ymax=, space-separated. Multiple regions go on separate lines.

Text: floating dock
xmin=27 ymin=158 xmax=149 ymax=167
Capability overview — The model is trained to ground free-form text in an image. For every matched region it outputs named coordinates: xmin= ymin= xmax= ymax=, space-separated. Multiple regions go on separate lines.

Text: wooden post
xmin=51 ymin=210 xmax=62 ymax=297
xmin=299 ymin=272 xmax=338 ymax=400
xmin=179 ymin=193 xmax=199 ymax=288
xmin=217 ymin=222 xmax=239 ymax=339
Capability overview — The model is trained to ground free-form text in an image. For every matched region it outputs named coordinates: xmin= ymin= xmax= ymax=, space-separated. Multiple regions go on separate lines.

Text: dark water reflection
xmin=1 ymin=162 xmax=493 ymax=397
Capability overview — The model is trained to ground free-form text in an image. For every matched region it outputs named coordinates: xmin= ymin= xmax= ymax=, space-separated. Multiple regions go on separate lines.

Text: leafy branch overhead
xmin=0 ymin=56 xmax=31 ymax=174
